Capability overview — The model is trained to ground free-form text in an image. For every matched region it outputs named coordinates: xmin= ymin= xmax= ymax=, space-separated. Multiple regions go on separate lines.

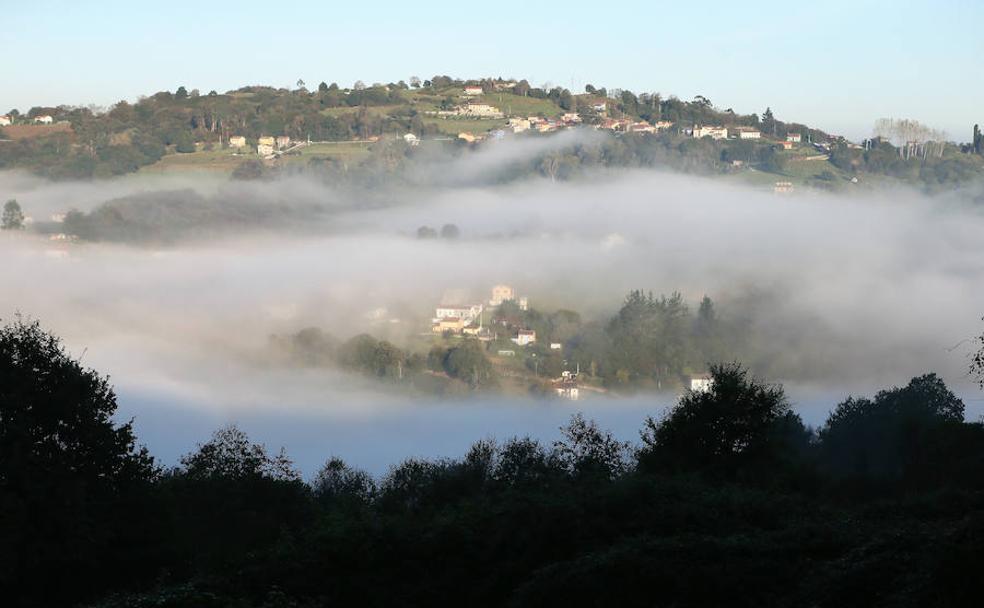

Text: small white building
xmin=592 ymin=101 xmax=607 ymax=112
xmin=463 ymin=85 xmax=484 ymax=96
xmin=561 ymin=113 xmax=582 ymax=124
xmin=257 ymin=143 xmax=275 ymax=156
xmin=549 ymin=343 xmax=562 ymax=350
xmin=690 ymin=373 xmax=713 ymax=393
xmin=229 ymin=136 xmax=247 ymax=148
xmin=0 ymin=115 xmax=11 ymax=126
xmin=461 ymin=103 xmax=503 ymax=118
xmin=403 ymin=133 xmax=420 ymax=146
xmin=33 ymin=115 xmax=53 ymax=124
xmin=257 ymin=136 xmax=276 ymax=147
xmin=786 ymin=133 xmax=802 ymax=143
xmin=512 ymin=329 xmax=536 ymax=346
xmin=275 ymin=135 xmax=291 ymax=149
xmin=435 ymin=304 xmax=483 ymax=323
xmin=692 ymin=125 xmax=728 ymax=140
xmin=508 ymin=118 xmax=531 ymax=133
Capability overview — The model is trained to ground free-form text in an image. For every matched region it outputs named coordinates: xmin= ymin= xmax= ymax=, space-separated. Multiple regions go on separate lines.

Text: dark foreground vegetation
xmin=4 ymin=318 xmax=984 ymax=607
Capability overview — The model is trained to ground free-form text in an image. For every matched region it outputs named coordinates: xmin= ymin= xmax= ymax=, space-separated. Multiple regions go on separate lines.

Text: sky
xmin=2 ymin=0 xmax=982 ymax=138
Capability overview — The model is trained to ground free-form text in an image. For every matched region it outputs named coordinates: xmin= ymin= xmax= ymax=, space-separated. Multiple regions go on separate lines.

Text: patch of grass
xmin=475 ymin=92 xmax=562 ymax=117
xmin=422 ymin=117 xmax=508 ymax=135
xmin=139 ymin=149 xmax=248 ymax=173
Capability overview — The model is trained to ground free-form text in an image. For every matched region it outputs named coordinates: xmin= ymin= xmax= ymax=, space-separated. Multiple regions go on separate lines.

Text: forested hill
xmin=1 ymin=75 xmax=982 ymax=191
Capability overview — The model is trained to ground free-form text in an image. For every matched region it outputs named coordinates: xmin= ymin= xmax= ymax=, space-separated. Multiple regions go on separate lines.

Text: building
xmin=778 ymin=140 xmax=794 ymax=150
xmin=0 ymin=115 xmax=11 ymax=126
xmin=490 ymin=284 xmax=515 ymax=306
xmin=628 ymin=121 xmax=657 ymax=134
xmin=512 ymin=329 xmax=536 ymax=346
xmin=33 ymin=115 xmax=53 ymax=124
xmin=257 ymin=136 xmax=275 ymax=147
xmin=652 ymin=120 xmax=674 ymax=132
xmin=592 ymin=101 xmax=607 ymax=112
xmin=518 ymin=296 xmax=529 ymax=311
xmin=730 ymin=126 xmax=761 ymax=140
xmin=550 ymin=343 xmax=562 ymax=350
xmin=690 ymin=373 xmax=713 ymax=393
xmin=432 ymin=317 xmax=467 ymax=334
xmin=458 ymin=132 xmax=479 ymax=143
xmin=463 ymin=85 xmax=484 ymax=96
xmin=561 ymin=113 xmax=582 ymax=125
xmin=494 ymin=81 xmax=516 ymax=91
xmin=692 ymin=125 xmax=728 ymax=140
xmin=462 ymin=103 xmax=503 ymax=118
xmin=275 ymin=135 xmax=291 ymax=149
xmin=257 ymin=143 xmax=275 ymax=156
xmin=229 ymin=136 xmax=247 ymax=148
xmin=554 ymin=371 xmax=580 ymax=400
xmin=786 ymin=133 xmax=802 ymax=143
xmin=403 ymin=133 xmax=420 ymax=146
xmin=507 ymin=118 xmax=531 ymax=133
xmin=774 ymin=181 xmax=794 ymax=194
xmin=435 ymin=304 xmax=483 ymax=323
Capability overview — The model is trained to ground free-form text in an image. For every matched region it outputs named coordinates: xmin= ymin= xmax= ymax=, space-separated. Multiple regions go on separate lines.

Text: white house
xmin=257 ymin=136 xmax=275 ymax=147
xmin=690 ymin=373 xmax=713 ymax=393
xmin=507 ymin=118 xmax=530 ymax=133
xmin=550 ymin=343 xmax=562 ymax=350
xmin=731 ymin=126 xmax=761 ymax=140
xmin=463 ymin=85 xmax=484 ymax=96
xmin=592 ymin=101 xmax=607 ymax=112
xmin=512 ymin=329 xmax=536 ymax=346
xmin=275 ymin=135 xmax=291 ymax=149
xmin=786 ymin=133 xmax=802 ymax=143
xmin=228 ymin=136 xmax=247 ymax=148
xmin=561 ymin=113 xmax=582 ymax=124
xmin=257 ymin=143 xmax=275 ymax=156
xmin=435 ymin=304 xmax=483 ymax=323
xmin=33 ymin=115 xmax=53 ymax=124
xmin=403 ymin=133 xmax=420 ymax=146
xmin=692 ymin=125 xmax=728 ymax=140
xmin=461 ymin=103 xmax=503 ymax=118
xmin=0 ymin=115 xmax=11 ymax=126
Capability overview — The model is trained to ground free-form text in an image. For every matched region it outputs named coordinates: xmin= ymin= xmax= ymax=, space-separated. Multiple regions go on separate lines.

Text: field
xmin=422 ymin=117 xmax=508 ymax=135
xmin=1 ymin=123 xmax=74 ymax=140
xmin=285 ymin=142 xmax=372 ymax=165
xmin=474 ymin=92 xmax=562 ymax=117
xmin=139 ymin=149 xmax=248 ymax=173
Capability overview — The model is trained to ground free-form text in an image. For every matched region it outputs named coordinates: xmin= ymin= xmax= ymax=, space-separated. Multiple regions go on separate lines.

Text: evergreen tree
xmin=2 ymin=199 xmax=24 ymax=230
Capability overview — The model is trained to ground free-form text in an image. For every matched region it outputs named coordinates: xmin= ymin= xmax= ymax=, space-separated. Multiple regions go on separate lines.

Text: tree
xmin=762 ymin=107 xmax=776 ymax=137
xmin=180 ymin=425 xmax=298 ymax=481
xmin=639 ymin=363 xmax=808 ymax=476
xmin=440 ymin=223 xmax=460 ymax=239
xmin=416 ymin=225 xmax=437 ymax=239
xmin=175 ymin=85 xmax=188 ymax=100
xmin=409 ymin=76 xmax=421 ymax=88
xmin=554 ymin=413 xmax=630 ymax=480
xmin=2 ymin=199 xmax=24 ymax=230
xmin=313 ymin=457 xmax=376 ymax=506
xmin=318 ymin=81 xmax=329 ymax=94
xmin=514 ymin=79 xmax=531 ymax=97
xmin=974 ymin=124 xmax=983 ymax=155
xmin=353 ymin=80 xmax=366 ymax=91
xmin=0 ymin=319 xmax=155 ymax=604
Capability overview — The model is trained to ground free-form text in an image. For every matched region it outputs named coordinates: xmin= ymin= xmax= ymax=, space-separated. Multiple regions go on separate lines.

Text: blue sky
xmin=2 ymin=0 xmax=981 ymax=140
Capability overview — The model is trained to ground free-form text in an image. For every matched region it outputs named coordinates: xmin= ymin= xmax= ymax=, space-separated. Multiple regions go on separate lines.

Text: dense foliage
xmin=5 ymin=320 xmax=984 ymax=607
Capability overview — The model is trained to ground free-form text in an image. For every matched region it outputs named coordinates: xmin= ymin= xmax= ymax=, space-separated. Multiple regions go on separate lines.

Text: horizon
xmin=2 ymin=0 xmax=981 ymax=142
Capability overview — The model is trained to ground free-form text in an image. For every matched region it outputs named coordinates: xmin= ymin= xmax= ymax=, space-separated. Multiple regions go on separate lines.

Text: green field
xmin=139 ymin=149 xmax=251 ymax=174
xmin=286 ymin=142 xmax=372 ymax=165
xmin=422 ymin=117 xmax=508 ymax=135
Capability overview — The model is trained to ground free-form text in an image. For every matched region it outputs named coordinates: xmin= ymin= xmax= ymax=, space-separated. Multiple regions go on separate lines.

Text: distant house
xmin=652 ymin=120 xmax=674 ymax=132
xmin=257 ymin=143 xmax=275 ymax=156
xmin=490 ymin=284 xmax=515 ymax=306
xmin=689 ymin=372 xmax=713 ymax=393
xmin=561 ymin=112 xmax=582 ymax=125
xmin=786 ymin=133 xmax=802 ymax=143
xmin=33 ymin=115 xmax=53 ymax=124
xmin=628 ymin=121 xmax=656 ymax=134
xmin=493 ymin=81 xmax=516 ymax=91
xmin=512 ymin=329 xmax=536 ymax=346
xmin=774 ymin=181 xmax=794 ymax=194
xmin=463 ymin=85 xmax=484 ymax=96
xmin=730 ymin=126 xmax=761 ymax=140
xmin=275 ymin=135 xmax=291 ymax=149
xmin=518 ymin=296 xmax=528 ymax=311
xmin=592 ymin=101 xmax=607 ymax=112
xmin=692 ymin=125 xmax=728 ymax=140
xmin=432 ymin=317 xmax=467 ymax=334
xmin=403 ymin=133 xmax=420 ymax=146
xmin=778 ymin=140 xmax=794 ymax=150
xmin=228 ymin=136 xmax=247 ymax=148
xmin=458 ymin=132 xmax=479 ymax=143
xmin=0 ymin=115 xmax=11 ymax=126
xmin=435 ymin=304 xmax=483 ymax=323
xmin=507 ymin=118 xmax=531 ymax=133
xmin=257 ymin=136 xmax=276 ymax=147
xmin=462 ymin=103 xmax=502 ymax=117
xmin=549 ymin=343 xmax=562 ymax=350
xmin=554 ymin=370 xmax=579 ymax=400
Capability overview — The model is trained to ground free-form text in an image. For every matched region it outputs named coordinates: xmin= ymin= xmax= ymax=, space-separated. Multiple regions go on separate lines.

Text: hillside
xmin=1 ymin=76 xmax=982 ymax=192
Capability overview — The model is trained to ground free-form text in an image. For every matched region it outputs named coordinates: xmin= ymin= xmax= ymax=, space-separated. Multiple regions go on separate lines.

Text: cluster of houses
xmin=430 ymin=284 xmax=533 ymax=346
xmin=683 ymin=124 xmax=805 ymax=148
xmin=0 ymin=114 xmax=54 ymax=127
xmin=227 ymin=135 xmax=293 ymax=156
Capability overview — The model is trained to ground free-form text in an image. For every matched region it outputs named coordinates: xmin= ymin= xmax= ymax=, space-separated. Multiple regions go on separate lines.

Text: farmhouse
xmin=275 ymin=135 xmax=291 ymax=149
xmin=257 ymin=136 xmax=275 ymax=147
xmin=257 ymin=143 xmax=275 ymax=156
xmin=0 ymin=115 xmax=11 ymax=126
xmin=512 ymin=329 xmax=536 ymax=346
xmin=33 ymin=115 xmax=53 ymax=124
xmin=490 ymin=284 xmax=515 ymax=306
xmin=592 ymin=101 xmax=607 ymax=112
xmin=462 ymin=103 xmax=503 ymax=118
xmin=730 ymin=126 xmax=761 ymax=140
xmin=689 ymin=372 xmax=713 ymax=393
xmin=228 ymin=136 xmax=247 ymax=148
xmin=692 ymin=125 xmax=728 ymax=140
xmin=463 ymin=85 xmax=484 ymax=96
xmin=507 ymin=118 xmax=530 ymax=133
xmin=786 ymin=133 xmax=802 ymax=143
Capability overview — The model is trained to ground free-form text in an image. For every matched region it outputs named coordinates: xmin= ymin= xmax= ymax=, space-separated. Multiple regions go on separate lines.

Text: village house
xmin=458 ymin=132 xmax=480 ymax=143
xmin=463 ymin=85 xmax=484 ymax=96
xmin=275 ymin=135 xmax=291 ymax=149
xmin=774 ymin=181 xmax=794 ymax=193
xmin=494 ymin=81 xmax=516 ymax=91
xmin=730 ymin=126 xmax=761 ymax=140
xmin=435 ymin=304 xmax=483 ymax=323
xmin=461 ymin=103 xmax=503 ymax=118
xmin=0 ymin=115 xmax=11 ymax=126
xmin=692 ymin=125 xmax=728 ymax=140
xmin=537 ymin=121 xmax=558 ymax=133
xmin=257 ymin=143 xmax=275 ymax=156
xmin=628 ymin=121 xmax=657 ymax=134
xmin=561 ymin=113 xmax=582 ymax=125
xmin=33 ymin=115 xmax=53 ymax=124
xmin=653 ymin=120 xmax=674 ymax=131
xmin=554 ymin=370 xmax=579 ymax=401
xmin=786 ymin=133 xmax=802 ymax=143
xmin=549 ymin=343 xmax=562 ymax=350
xmin=432 ymin=317 xmax=467 ymax=334
xmin=228 ymin=136 xmax=247 ymax=148
xmin=592 ymin=101 xmax=607 ymax=112
xmin=257 ymin=136 xmax=276 ymax=147
xmin=490 ymin=284 xmax=515 ymax=306
xmin=689 ymin=372 xmax=713 ymax=393
xmin=403 ymin=133 xmax=420 ymax=146
xmin=778 ymin=140 xmax=794 ymax=150
xmin=512 ymin=329 xmax=536 ymax=346
xmin=507 ymin=118 xmax=531 ymax=133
